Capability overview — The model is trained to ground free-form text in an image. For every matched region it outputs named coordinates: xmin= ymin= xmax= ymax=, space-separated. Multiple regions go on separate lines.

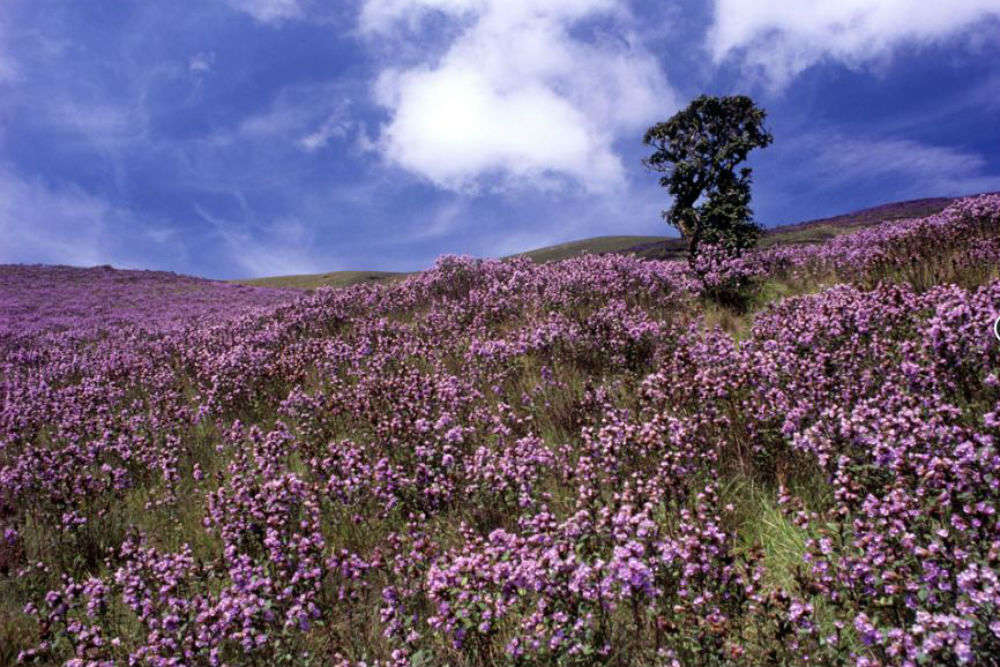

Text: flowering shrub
xmin=688 ymin=242 xmax=764 ymax=304
xmin=3 ymin=194 xmax=1000 ymax=665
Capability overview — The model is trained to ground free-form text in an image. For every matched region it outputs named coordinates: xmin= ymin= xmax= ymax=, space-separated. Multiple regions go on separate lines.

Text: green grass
xmin=11 ymin=215 xmax=997 ymax=665
xmin=759 ymin=223 xmax=864 ymax=248
xmin=232 ymin=270 xmax=406 ymax=290
xmin=507 ymin=235 xmax=669 ymax=263
xmin=236 ymin=194 xmax=990 ymax=287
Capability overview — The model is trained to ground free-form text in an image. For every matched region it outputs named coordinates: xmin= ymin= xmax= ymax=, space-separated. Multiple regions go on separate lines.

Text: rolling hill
xmin=236 ymin=193 xmax=988 ymax=288
xmin=6 ymin=194 xmax=1000 ymax=665
xmin=234 ymin=270 xmax=406 ymax=290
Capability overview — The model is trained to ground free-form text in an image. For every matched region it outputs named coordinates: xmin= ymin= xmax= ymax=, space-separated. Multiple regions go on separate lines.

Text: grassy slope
xmin=235 ymin=193 xmax=990 ymax=289
xmin=506 ymin=235 xmax=667 ymax=263
xmin=234 ymin=270 xmax=406 ymax=290
xmin=5 ymin=197 xmax=999 ymax=665
xmin=624 ymin=194 xmax=969 ymax=260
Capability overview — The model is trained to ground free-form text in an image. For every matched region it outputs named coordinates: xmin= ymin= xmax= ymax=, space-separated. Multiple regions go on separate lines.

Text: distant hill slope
xmin=236 ymin=193 xmax=993 ymax=289
xmin=527 ymin=194 xmax=972 ymax=263
xmin=235 ymin=270 xmax=405 ymax=290
xmin=507 ymin=236 xmax=667 ymax=264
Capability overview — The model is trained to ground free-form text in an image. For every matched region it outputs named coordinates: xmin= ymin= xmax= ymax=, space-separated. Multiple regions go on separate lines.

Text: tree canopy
xmin=643 ymin=95 xmax=773 ymax=256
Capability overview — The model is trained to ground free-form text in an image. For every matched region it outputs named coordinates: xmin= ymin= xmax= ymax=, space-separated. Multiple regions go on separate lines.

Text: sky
xmin=1 ymin=1 xmax=999 ymax=279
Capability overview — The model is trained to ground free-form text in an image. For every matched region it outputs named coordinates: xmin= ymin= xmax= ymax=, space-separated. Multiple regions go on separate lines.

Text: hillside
xmin=3 ymin=194 xmax=1000 ymax=665
xmin=235 ymin=269 xmax=406 ymax=290
xmin=507 ymin=235 xmax=667 ymax=263
xmin=239 ymin=194 xmax=982 ymax=289
xmin=537 ymin=193 xmax=974 ymax=263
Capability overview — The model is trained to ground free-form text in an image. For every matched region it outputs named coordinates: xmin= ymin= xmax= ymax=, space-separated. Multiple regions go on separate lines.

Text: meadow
xmin=2 ymin=194 xmax=1000 ymax=666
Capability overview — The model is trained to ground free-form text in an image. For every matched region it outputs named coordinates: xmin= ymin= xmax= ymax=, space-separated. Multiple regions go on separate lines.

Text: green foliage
xmin=643 ymin=94 xmax=773 ymax=256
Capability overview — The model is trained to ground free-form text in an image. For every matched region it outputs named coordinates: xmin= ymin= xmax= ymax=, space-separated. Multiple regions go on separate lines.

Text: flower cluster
xmin=688 ymin=242 xmax=765 ymax=301
xmin=4 ymin=194 xmax=1000 ymax=665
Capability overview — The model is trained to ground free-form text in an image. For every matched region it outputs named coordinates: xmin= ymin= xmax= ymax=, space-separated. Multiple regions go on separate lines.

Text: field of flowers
xmin=2 ymin=194 xmax=1000 ymax=666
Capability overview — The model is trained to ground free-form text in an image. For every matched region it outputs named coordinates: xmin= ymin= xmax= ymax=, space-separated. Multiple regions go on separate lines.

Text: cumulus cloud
xmin=359 ymin=0 xmax=478 ymax=31
xmin=362 ymin=0 xmax=675 ymax=192
xmin=224 ymin=0 xmax=303 ymax=23
xmin=709 ymin=0 xmax=1000 ymax=88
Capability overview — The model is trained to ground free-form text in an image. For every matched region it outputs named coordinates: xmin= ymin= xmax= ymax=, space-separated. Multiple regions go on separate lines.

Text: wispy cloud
xmin=0 ymin=7 xmax=16 ymax=83
xmin=0 ymin=49 xmax=16 ymax=84
xmin=362 ymin=0 xmax=676 ymax=193
xmin=0 ymin=166 xmax=113 ymax=266
xmin=402 ymin=200 xmax=467 ymax=242
xmin=194 ymin=203 xmax=329 ymax=277
xmin=0 ymin=164 xmax=194 ymax=271
xmin=189 ymin=51 xmax=215 ymax=74
xmin=2 ymin=0 xmax=998 ymax=278
xmin=223 ymin=0 xmax=303 ymax=24
xmin=709 ymin=0 xmax=1000 ymax=89
xmin=234 ymin=84 xmax=357 ymax=153
xmin=819 ymin=137 xmax=986 ymax=184
xmin=44 ymin=99 xmax=147 ymax=149
xmin=298 ymin=110 xmax=352 ymax=152
xmin=769 ymin=132 xmax=1000 ymax=207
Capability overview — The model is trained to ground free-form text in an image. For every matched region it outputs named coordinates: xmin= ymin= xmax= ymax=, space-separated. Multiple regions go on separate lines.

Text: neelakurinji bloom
xmin=3 ymin=194 xmax=1000 ymax=666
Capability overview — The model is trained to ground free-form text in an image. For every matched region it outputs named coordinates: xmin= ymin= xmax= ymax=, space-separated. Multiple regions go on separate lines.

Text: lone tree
xmin=643 ymin=95 xmax=773 ymax=257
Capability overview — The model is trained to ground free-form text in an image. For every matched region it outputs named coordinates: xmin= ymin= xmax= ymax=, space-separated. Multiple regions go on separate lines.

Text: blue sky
xmin=1 ymin=0 xmax=999 ymax=278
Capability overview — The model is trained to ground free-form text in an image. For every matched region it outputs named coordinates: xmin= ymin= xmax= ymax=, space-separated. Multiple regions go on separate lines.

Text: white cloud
xmin=0 ymin=58 xmax=15 ymax=82
xmin=363 ymin=0 xmax=675 ymax=192
xmin=0 ymin=45 xmax=16 ymax=83
xmin=783 ymin=132 xmax=1000 ymax=198
xmin=457 ymin=176 xmax=670 ymax=258
xmin=0 ymin=166 xmax=187 ymax=271
xmin=194 ymin=204 xmax=328 ymax=277
xmin=46 ymin=101 xmax=143 ymax=147
xmin=819 ymin=137 xmax=986 ymax=182
xmin=232 ymin=84 xmax=355 ymax=153
xmin=709 ymin=0 xmax=1000 ymax=88
xmin=404 ymin=200 xmax=466 ymax=241
xmin=0 ymin=166 xmax=112 ymax=266
xmin=359 ymin=0 xmax=478 ymax=32
xmin=0 ymin=10 xmax=19 ymax=83
xmin=224 ymin=0 xmax=303 ymax=23
xmin=298 ymin=112 xmax=351 ymax=152
xmin=189 ymin=52 xmax=215 ymax=73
